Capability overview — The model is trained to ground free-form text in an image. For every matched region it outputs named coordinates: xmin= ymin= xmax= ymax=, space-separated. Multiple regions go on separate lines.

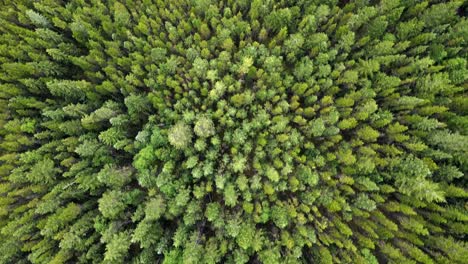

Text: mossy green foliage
xmin=0 ymin=0 xmax=467 ymax=263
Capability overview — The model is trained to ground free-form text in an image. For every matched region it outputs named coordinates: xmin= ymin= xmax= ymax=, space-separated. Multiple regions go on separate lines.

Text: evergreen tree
xmin=0 ymin=0 xmax=466 ymax=263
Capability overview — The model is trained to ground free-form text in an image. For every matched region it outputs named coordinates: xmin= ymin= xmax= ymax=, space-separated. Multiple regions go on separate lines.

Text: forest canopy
xmin=0 ymin=0 xmax=467 ymax=263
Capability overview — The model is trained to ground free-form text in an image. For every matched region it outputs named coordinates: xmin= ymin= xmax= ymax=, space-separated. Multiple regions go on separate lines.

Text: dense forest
xmin=0 ymin=0 xmax=467 ymax=263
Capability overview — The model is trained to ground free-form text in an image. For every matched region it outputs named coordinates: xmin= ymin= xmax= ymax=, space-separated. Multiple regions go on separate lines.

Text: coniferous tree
xmin=0 ymin=0 xmax=467 ymax=263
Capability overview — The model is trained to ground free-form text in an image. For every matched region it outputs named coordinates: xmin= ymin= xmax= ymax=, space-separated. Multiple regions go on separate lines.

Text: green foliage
xmin=26 ymin=9 xmax=50 ymax=28
xmin=271 ymin=205 xmax=289 ymax=228
xmin=0 ymin=1 xmax=466 ymax=263
xmin=265 ymin=167 xmax=280 ymax=183
xmin=393 ymin=155 xmax=445 ymax=202
xmin=104 ymin=232 xmax=131 ymax=263
xmin=310 ymin=118 xmax=326 ymax=137
xmin=297 ymin=165 xmax=319 ymax=186
xmin=236 ymin=223 xmax=255 ymax=250
xmin=99 ymin=190 xmax=126 ymax=219
xmin=168 ymin=122 xmax=192 ymax=150
xmin=145 ymin=196 xmax=166 ymax=221
xmin=194 ymin=116 xmax=215 ymax=138
xmin=26 ymin=158 xmax=59 ymax=184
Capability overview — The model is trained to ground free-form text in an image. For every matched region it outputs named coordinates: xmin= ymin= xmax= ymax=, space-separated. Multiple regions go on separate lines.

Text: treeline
xmin=0 ymin=0 xmax=467 ymax=263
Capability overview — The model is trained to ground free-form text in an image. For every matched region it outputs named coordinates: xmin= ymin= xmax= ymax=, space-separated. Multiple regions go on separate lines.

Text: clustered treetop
xmin=0 ymin=0 xmax=467 ymax=264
